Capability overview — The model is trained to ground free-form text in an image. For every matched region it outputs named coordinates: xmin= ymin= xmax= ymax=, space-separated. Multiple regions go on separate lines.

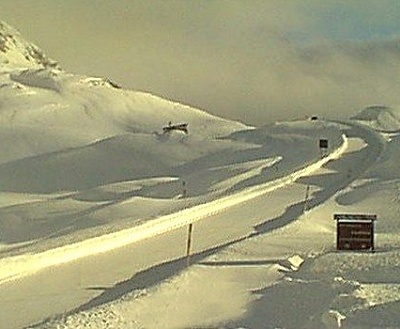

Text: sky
xmin=1 ymin=0 xmax=400 ymax=125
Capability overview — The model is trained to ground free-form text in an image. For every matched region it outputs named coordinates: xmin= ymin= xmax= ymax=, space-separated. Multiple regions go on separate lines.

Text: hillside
xmin=0 ymin=21 xmax=58 ymax=69
xmin=352 ymin=105 xmax=400 ymax=132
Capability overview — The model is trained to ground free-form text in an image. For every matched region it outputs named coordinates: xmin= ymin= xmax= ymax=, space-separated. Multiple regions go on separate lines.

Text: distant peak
xmin=352 ymin=104 xmax=400 ymax=133
xmin=0 ymin=21 xmax=59 ymax=70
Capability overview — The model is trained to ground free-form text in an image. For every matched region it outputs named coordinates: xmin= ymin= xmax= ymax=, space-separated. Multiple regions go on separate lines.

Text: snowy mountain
xmin=0 ymin=21 xmax=254 ymax=183
xmin=0 ymin=21 xmax=58 ymax=69
xmin=352 ymin=105 xmax=400 ymax=132
xmin=1 ymin=21 xmax=400 ymax=329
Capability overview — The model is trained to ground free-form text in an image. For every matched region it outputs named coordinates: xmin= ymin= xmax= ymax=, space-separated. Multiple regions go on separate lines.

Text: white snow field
xmin=1 ymin=21 xmax=400 ymax=329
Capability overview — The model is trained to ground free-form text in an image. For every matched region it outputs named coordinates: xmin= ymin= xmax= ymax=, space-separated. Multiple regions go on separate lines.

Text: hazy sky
xmin=1 ymin=0 xmax=400 ymax=125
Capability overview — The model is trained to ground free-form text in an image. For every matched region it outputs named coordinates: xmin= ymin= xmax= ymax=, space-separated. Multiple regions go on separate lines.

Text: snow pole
xmin=182 ymin=180 xmax=187 ymax=198
xmin=182 ymin=179 xmax=193 ymax=267
xmin=186 ymin=223 xmax=194 ymax=267
xmin=303 ymin=185 xmax=310 ymax=213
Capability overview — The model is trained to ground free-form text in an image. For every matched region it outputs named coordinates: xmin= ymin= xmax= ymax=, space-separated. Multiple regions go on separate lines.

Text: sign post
xmin=334 ymin=214 xmax=377 ymax=251
xmin=319 ymin=139 xmax=329 ymax=157
xmin=303 ymin=185 xmax=310 ymax=213
xmin=182 ymin=180 xmax=193 ymax=266
xmin=186 ymin=223 xmax=193 ymax=266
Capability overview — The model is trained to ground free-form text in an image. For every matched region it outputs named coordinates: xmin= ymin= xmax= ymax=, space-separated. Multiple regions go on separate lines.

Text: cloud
xmin=1 ymin=0 xmax=400 ymax=125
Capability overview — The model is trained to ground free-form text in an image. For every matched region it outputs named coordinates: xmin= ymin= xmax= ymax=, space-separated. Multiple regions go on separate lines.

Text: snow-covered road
xmin=0 ymin=134 xmax=347 ymax=286
xmin=0 ymin=122 xmax=386 ymax=329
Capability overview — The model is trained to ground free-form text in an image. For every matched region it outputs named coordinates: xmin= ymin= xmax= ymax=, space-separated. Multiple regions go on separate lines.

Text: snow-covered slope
xmin=0 ymin=21 xmax=58 ymax=70
xmin=352 ymin=105 xmax=400 ymax=132
xmin=0 ymin=66 xmax=248 ymax=164
xmin=0 ymin=21 xmax=248 ymax=164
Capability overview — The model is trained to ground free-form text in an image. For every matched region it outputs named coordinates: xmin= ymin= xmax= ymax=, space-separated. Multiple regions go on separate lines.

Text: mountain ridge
xmin=352 ymin=105 xmax=400 ymax=132
xmin=0 ymin=20 xmax=249 ymax=166
xmin=0 ymin=21 xmax=59 ymax=70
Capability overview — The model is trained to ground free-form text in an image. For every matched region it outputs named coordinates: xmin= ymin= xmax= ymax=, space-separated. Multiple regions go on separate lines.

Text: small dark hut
xmin=163 ymin=122 xmax=189 ymax=134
